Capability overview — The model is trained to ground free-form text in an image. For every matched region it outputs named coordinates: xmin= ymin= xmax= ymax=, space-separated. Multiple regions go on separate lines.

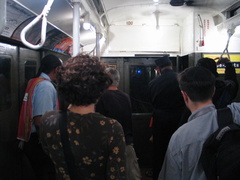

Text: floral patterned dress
xmin=40 ymin=111 xmax=127 ymax=180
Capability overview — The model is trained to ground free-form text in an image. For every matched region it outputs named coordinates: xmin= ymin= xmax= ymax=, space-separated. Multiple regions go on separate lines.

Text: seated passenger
xmin=159 ymin=66 xmax=240 ymax=180
xmin=96 ymin=67 xmax=141 ymax=180
xmin=39 ymin=54 xmax=127 ymax=180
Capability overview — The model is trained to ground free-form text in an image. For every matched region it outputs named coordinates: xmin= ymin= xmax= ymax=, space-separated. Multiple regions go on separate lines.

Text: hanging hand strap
xmin=59 ymin=111 xmax=78 ymax=180
xmin=20 ymin=0 xmax=54 ymax=49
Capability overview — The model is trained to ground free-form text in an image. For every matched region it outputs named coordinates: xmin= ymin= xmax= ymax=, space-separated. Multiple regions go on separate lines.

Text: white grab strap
xmin=20 ymin=0 xmax=54 ymax=50
xmin=221 ymin=24 xmax=236 ymax=60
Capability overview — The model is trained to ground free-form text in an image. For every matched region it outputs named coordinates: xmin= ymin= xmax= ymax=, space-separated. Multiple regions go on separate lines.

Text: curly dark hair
xmin=57 ymin=54 xmax=112 ymax=106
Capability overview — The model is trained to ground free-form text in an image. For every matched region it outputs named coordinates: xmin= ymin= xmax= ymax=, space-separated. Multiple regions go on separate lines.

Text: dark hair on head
xmin=196 ymin=58 xmax=218 ymax=77
xmin=36 ymin=54 xmax=62 ymax=77
xmin=178 ymin=66 xmax=215 ymax=102
xmin=57 ymin=53 xmax=112 ymax=106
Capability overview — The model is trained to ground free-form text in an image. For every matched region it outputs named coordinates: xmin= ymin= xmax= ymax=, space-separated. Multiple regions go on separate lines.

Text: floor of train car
xmin=141 ymin=168 xmax=153 ymax=180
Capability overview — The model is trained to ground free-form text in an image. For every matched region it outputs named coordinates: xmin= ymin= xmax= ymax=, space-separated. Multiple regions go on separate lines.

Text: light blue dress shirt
xmin=31 ymin=73 xmax=58 ymax=132
xmin=159 ymin=103 xmax=240 ymax=180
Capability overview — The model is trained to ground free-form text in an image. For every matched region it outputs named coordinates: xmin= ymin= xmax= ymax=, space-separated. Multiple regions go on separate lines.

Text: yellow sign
xmin=203 ymin=54 xmax=240 ymax=74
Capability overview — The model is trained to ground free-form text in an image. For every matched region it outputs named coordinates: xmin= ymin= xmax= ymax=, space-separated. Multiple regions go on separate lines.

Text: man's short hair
xmin=178 ymin=66 xmax=215 ymax=102
xmin=106 ymin=67 xmax=120 ymax=86
xmin=36 ymin=54 xmax=62 ymax=76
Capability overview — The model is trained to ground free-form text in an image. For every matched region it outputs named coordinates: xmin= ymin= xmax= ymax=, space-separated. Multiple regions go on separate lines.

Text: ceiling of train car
xmin=14 ymin=0 xmax=238 ymax=35
xmin=10 ymin=0 xmax=240 ymax=48
xmin=99 ymin=0 xmax=239 ymax=25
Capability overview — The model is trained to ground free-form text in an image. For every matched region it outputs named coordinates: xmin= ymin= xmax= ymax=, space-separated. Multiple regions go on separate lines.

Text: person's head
xmin=106 ymin=67 xmax=120 ymax=87
xmin=178 ymin=66 xmax=215 ymax=106
xmin=36 ymin=54 xmax=62 ymax=80
xmin=155 ymin=55 xmax=172 ymax=71
xmin=56 ymin=53 xmax=112 ymax=106
xmin=196 ymin=57 xmax=218 ymax=77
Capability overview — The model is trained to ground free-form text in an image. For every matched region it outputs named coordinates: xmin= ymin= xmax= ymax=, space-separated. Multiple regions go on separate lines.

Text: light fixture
xmin=153 ymin=0 xmax=159 ymax=2
xmin=83 ymin=12 xmax=91 ymax=30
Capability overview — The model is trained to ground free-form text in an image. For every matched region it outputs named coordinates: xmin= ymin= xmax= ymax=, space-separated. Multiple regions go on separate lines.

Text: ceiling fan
xmin=170 ymin=0 xmax=194 ymax=6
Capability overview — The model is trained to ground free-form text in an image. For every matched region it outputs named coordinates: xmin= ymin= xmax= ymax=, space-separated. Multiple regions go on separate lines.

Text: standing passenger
xmin=196 ymin=57 xmax=238 ymax=108
xmin=179 ymin=57 xmax=239 ymax=126
xmin=147 ymin=55 xmax=185 ymax=180
xmin=159 ymin=66 xmax=240 ymax=180
xmin=17 ymin=54 xmax=62 ymax=180
xmin=40 ymin=54 xmax=127 ymax=179
xmin=96 ymin=67 xmax=141 ymax=180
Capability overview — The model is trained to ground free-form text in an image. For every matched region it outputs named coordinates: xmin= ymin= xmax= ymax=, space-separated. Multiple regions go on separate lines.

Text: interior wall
xmin=194 ymin=12 xmax=240 ymax=53
xmin=106 ymin=25 xmax=180 ymax=53
xmin=181 ymin=12 xmax=194 ymax=55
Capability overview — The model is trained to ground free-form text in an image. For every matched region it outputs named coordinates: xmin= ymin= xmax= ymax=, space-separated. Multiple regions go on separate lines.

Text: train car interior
xmin=0 ymin=0 xmax=240 ymax=179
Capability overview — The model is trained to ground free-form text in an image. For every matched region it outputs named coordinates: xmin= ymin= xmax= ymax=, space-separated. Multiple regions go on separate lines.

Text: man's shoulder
xmin=36 ymin=79 xmax=54 ymax=89
xmin=228 ymin=103 xmax=240 ymax=125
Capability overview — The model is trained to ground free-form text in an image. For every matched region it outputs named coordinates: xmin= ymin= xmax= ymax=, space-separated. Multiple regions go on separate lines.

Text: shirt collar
xmin=188 ymin=104 xmax=215 ymax=122
xmin=40 ymin=72 xmax=51 ymax=81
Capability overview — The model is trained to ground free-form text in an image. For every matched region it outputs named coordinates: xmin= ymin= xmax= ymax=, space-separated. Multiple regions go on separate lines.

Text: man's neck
xmin=68 ymin=104 xmax=95 ymax=114
xmin=160 ymin=66 xmax=172 ymax=73
xmin=108 ymin=86 xmax=118 ymax=90
xmin=188 ymin=100 xmax=213 ymax=113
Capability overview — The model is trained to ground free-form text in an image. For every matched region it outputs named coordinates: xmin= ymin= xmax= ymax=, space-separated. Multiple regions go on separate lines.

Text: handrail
xmin=197 ymin=14 xmax=204 ymax=47
xmin=20 ymin=0 xmax=54 ymax=50
xmin=220 ymin=24 xmax=236 ymax=60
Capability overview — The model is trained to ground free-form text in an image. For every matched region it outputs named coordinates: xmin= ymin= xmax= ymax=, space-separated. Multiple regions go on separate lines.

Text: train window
xmin=25 ymin=60 xmax=37 ymax=82
xmin=0 ymin=57 xmax=11 ymax=111
xmin=129 ymin=65 xmax=156 ymax=113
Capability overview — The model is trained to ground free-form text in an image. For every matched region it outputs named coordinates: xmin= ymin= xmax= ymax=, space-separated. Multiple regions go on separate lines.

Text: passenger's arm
xmin=158 ymin=150 xmax=182 ymax=180
xmin=33 ymin=115 xmax=42 ymax=127
xmin=216 ymin=57 xmax=239 ymax=98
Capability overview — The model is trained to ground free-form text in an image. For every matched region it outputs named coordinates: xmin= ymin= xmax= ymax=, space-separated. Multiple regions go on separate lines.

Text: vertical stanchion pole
xmin=72 ymin=2 xmax=80 ymax=57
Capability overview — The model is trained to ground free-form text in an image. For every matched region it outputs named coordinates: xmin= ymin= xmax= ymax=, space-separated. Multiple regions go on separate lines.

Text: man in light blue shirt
xmin=18 ymin=54 xmax=62 ymax=180
xmin=159 ymin=66 xmax=240 ymax=180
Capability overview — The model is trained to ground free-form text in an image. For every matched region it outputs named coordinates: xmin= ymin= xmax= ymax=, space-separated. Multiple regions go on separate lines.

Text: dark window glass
xmin=129 ymin=65 xmax=156 ymax=113
xmin=0 ymin=57 xmax=11 ymax=111
xmin=20 ymin=60 xmax=37 ymax=102
xmin=25 ymin=60 xmax=37 ymax=82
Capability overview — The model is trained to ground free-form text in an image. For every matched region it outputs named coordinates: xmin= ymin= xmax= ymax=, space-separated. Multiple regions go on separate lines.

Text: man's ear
xmin=212 ymin=87 xmax=216 ymax=97
xmin=181 ymin=90 xmax=188 ymax=102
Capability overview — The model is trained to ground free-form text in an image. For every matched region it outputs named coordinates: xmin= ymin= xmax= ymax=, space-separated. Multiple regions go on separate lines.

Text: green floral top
xmin=40 ymin=111 xmax=127 ymax=180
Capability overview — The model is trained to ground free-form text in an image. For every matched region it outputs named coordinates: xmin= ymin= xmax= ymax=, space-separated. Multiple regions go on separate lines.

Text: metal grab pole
xmin=72 ymin=2 xmax=80 ymax=57
xmin=96 ymin=32 xmax=101 ymax=57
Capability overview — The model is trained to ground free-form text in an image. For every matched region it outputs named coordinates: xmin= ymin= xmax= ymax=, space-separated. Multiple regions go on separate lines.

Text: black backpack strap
xmin=217 ymin=107 xmax=233 ymax=128
xmin=59 ymin=111 xmax=77 ymax=180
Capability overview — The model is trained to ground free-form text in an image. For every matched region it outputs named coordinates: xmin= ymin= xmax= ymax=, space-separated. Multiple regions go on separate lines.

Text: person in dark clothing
xmin=96 ymin=67 xmax=133 ymax=145
xmin=198 ymin=57 xmax=238 ymax=108
xmin=147 ymin=55 xmax=185 ymax=180
xmin=96 ymin=67 xmax=141 ymax=180
xmin=179 ymin=57 xmax=239 ymax=126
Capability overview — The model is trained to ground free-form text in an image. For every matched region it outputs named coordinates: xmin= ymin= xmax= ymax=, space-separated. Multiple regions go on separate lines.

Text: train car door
xmin=123 ymin=57 xmax=156 ymax=168
xmin=18 ymin=47 xmax=40 ymax=105
xmin=0 ymin=42 xmax=20 ymax=179
xmin=0 ymin=42 xmax=18 ymax=142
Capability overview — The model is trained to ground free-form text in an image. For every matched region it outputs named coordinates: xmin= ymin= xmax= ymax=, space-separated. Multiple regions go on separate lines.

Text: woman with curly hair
xmin=39 ymin=54 xmax=127 ymax=180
